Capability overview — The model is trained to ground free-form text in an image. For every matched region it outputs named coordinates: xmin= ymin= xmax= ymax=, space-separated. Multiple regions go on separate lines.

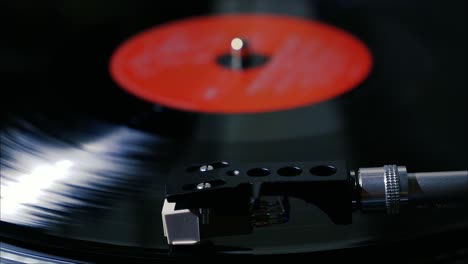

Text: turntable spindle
xmin=216 ymin=37 xmax=268 ymax=70
xmin=230 ymin=37 xmax=247 ymax=70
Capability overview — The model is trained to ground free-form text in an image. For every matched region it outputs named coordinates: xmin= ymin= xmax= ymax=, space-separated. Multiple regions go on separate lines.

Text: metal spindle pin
xmin=230 ymin=37 xmax=247 ymax=70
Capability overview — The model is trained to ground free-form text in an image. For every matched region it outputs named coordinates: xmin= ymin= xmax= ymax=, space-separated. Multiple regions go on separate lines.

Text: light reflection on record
xmin=1 ymin=115 xmax=173 ymax=243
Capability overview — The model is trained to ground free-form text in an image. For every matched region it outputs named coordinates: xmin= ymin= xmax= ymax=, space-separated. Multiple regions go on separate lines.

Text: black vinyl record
xmin=1 ymin=0 xmax=468 ymax=262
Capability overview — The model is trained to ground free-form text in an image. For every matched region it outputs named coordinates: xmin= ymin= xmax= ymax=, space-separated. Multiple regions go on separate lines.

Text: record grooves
xmin=1 ymin=0 xmax=468 ymax=262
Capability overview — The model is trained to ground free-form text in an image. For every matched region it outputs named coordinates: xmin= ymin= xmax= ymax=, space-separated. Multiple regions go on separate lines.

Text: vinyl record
xmin=109 ymin=14 xmax=372 ymax=113
xmin=1 ymin=0 xmax=468 ymax=262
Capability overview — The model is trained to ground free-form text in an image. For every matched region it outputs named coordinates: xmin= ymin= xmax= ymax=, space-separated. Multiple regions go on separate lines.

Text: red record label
xmin=109 ymin=14 xmax=372 ymax=113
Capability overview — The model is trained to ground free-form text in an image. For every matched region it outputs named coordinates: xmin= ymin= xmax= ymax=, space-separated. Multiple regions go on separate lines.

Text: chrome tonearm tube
xmin=358 ymin=166 xmax=468 ymax=214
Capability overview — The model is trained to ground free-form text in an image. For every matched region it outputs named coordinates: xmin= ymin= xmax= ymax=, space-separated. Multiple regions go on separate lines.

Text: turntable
xmin=1 ymin=0 xmax=468 ymax=263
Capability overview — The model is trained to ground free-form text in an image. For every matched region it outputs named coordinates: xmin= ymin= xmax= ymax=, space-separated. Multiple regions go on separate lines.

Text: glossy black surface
xmin=1 ymin=0 xmax=468 ymax=259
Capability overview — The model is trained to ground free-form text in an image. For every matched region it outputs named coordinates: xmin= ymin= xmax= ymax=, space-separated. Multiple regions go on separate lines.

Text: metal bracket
xmin=162 ymin=160 xmax=352 ymax=244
